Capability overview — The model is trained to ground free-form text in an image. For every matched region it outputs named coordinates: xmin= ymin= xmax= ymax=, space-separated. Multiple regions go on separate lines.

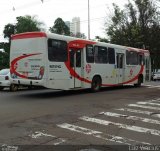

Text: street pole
xmin=88 ymin=0 xmax=90 ymax=40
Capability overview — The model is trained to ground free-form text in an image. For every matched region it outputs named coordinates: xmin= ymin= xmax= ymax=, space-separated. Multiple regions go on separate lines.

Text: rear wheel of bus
xmin=91 ymin=76 xmax=102 ymax=92
xmin=134 ymin=75 xmax=143 ymax=87
xmin=10 ymin=84 xmax=18 ymax=92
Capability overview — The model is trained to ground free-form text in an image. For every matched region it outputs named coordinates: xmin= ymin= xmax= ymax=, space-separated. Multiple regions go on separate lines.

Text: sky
xmin=0 ymin=0 xmax=127 ymax=42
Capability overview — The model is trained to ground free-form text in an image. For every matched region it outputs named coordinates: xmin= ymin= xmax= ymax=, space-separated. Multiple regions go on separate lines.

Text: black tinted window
xmin=48 ymin=39 xmax=68 ymax=62
xmin=126 ymin=51 xmax=138 ymax=65
xmin=94 ymin=46 xmax=108 ymax=64
xmin=108 ymin=48 xmax=115 ymax=64
xmin=86 ymin=45 xmax=94 ymax=63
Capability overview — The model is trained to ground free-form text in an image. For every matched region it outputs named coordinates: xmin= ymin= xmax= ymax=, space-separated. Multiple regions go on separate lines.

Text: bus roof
xmin=11 ymin=31 xmax=150 ymax=54
xmin=11 ymin=32 xmax=47 ymax=40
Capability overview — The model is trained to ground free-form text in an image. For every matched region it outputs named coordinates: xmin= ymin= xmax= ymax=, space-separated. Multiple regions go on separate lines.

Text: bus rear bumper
xmin=10 ymin=79 xmax=44 ymax=87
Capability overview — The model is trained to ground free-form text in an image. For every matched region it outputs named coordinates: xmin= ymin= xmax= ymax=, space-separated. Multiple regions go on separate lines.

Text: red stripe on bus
xmin=11 ymin=32 xmax=47 ymax=40
xmin=11 ymin=53 xmax=42 ymax=79
xmin=65 ymin=62 xmax=144 ymax=87
xmin=68 ymin=40 xmax=96 ymax=49
xmin=102 ymin=65 xmax=144 ymax=86
xmin=65 ymin=61 xmax=91 ymax=84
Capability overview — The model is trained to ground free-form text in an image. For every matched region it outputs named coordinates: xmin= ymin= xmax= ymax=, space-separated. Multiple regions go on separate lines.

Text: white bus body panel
xmin=10 ymin=37 xmax=47 ymax=86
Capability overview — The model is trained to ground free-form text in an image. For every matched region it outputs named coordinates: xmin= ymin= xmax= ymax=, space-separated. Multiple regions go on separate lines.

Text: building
xmin=70 ymin=17 xmax=80 ymax=36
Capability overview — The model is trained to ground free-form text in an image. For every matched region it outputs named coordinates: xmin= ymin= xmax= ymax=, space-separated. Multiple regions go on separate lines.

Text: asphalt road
xmin=0 ymin=81 xmax=160 ymax=151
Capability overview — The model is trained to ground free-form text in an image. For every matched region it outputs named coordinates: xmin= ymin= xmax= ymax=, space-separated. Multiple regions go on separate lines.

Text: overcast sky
xmin=0 ymin=0 xmax=127 ymax=42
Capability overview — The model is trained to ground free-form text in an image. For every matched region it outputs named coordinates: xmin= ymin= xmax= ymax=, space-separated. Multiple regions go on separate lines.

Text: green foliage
xmin=15 ymin=15 xmax=43 ymax=34
xmin=2 ymin=15 xmax=44 ymax=69
xmin=0 ymin=42 xmax=10 ymax=69
xmin=49 ymin=18 xmax=70 ymax=36
xmin=3 ymin=24 xmax=15 ymax=42
xmin=105 ymin=0 xmax=160 ymax=69
xmin=95 ymin=36 xmax=109 ymax=43
xmin=3 ymin=15 xmax=43 ymax=41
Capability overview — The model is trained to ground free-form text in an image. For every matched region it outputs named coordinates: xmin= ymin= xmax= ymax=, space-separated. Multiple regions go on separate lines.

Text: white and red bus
xmin=10 ymin=32 xmax=151 ymax=91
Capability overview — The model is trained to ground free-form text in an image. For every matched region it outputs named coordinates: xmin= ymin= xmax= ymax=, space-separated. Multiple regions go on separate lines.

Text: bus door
xmin=69 ymin=49 xmax=82 ymax=88
xmin=116 ymin=53 xmax=125 ymax=84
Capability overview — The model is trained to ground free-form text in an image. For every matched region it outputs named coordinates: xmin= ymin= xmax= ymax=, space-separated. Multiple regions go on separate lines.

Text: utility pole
xmin=88 ymin=0 xmax=90 ymax=40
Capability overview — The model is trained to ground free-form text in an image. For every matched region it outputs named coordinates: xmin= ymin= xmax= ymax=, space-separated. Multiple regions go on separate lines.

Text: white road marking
xmin=29 ymin=131 xmax=55 ymax=139
xmin=147 ymin=85 xmax=160 ymax=88
xmin=29 ymin=131 xmax=66 ymax=145
xmin=137 ymin=101 xmax=160 ymax=107
xmin=128 ymin=104 xmax=160 ymax=111
xmin=1 ymin=144 xmax=18 ymax=151
xmin=53 ymin=138 xmax=66 ymax=145
xmin=116 ymin=108 xmax=154 ymax=116
xmin=150 ymin=99 xmax=160 ymax=103
xmin=80 ymin=116 xmax=160 ymax=137
xmin=100 ymin=112 xmax=160 ymax=125
xmin=58 ymin=123 xmax=101 ymax=135
xmin=57 ymin=123 xmax=150 ymax=145
xmin=142 ymin=84 xmax=153 ymax=87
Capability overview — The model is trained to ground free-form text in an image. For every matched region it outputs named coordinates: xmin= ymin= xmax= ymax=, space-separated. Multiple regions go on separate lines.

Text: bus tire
xmin=134 ymin=75 xmax=143 ymax=87
xmin=91 ymin=76 xmax=102 ymax=92
xmin=10 ymin=84 xmax=18 ymax=92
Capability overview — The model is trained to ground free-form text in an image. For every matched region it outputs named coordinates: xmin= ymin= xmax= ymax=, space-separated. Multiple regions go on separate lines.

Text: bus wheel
xmin=10 ymin=84 xmax=18 ymax=92
xmin=91 ymin=76 xmax=101 ymax=92
xmin=134 ymin=75 xmax=142 ymax=87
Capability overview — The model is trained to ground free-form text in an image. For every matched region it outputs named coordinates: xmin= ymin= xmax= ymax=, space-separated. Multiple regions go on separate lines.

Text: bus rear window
xmin=48 ymin=39 xmax=68 ymax=62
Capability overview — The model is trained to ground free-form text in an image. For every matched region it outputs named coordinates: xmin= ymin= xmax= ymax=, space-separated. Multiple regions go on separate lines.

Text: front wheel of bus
xmin=91 ymin=76 xmax=101 ymax=92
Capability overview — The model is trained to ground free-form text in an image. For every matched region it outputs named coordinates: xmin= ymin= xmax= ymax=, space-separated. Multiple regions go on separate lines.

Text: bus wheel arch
xmin=91 ymin=75 xmax=102 ymax=92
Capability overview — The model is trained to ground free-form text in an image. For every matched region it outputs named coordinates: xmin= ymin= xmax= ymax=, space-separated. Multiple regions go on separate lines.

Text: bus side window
xmin=86 ymin=45 xmax=94 ymax=63
xmin=126 ymin=50 xmax=138 ymax=65
xmin=48 ymin=39 xmax=68 ymax=62
xmin=108 ymin=48 xmax=115 ymax=64
xmin=94 ymin=46 xmax=108 ymax=64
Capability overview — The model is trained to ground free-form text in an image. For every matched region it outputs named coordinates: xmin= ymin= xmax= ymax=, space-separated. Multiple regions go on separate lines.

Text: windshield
xmin=0 ymin=69 xmax=10 ymax=75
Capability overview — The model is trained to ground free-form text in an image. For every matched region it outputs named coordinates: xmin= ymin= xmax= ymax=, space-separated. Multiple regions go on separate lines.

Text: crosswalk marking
xmin=29 ymin=131 xmax=66 ymax=145
xmin=100 ymin=111 xmax=160 ymax=125
xmin=147 ymin=85 xmax=160 ymax=88
xmin=137 ymin=101 xmax=160 ymax=107
xmin=56 ymin=98 xmax=160 ymax=145
xmin=143 ymin=84 xmax=160 ymax=89
xmin=57 ymin=123 xmax=150 ymax=145
xmin=128 ymin=104 xmax=160 ymax=111
xmin=116 ymin=108 xmax=154 ymax=116
xmin=80 ymin=116 xmax=160 ymax=136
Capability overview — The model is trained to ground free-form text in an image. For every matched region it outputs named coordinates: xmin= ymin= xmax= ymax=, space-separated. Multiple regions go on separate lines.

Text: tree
xmin=3 ymin=24 xmax=15 ymax=42
xmin=3 ymin=15 xmax=44 ymax=40
xmin=105 ymin=0 xmax=160 ymax=69
xmin=15 ymin=15 xmax=44 ymax=34
xmin=2 ymin=15 xmax=44 ymax=69
xmin=95 ymin=36 xmax=109 ymax=43
xmin=0 ymin=42 xmax=10 ymax=69
xmin=49 ymin=18 xmax=70 ymax=36
xmin=106 ymin=0 xmax=158 ymax=46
